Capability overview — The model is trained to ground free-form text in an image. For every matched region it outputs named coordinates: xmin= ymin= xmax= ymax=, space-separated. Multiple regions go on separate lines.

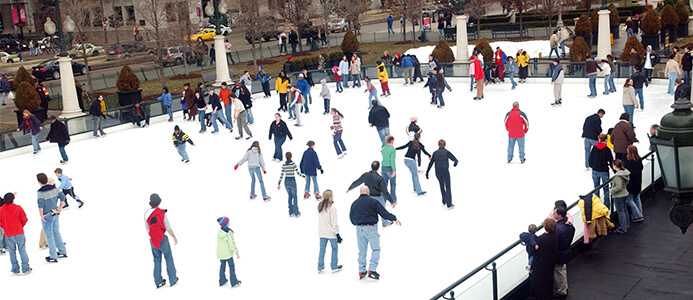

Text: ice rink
xmin=0 ymin=77 xmax=673 ymax=298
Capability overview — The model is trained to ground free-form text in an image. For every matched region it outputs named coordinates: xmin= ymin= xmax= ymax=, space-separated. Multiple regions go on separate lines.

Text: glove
xmin=234 ymin=164 xmax=239 ymax=170
xmin=320 ymin=169 xmax=324 ymax=174
xmin=426 ymin=173 xmax=429 ymax=179
xmin=454 ymin=162 xmax=458 ymax=167
xmin=336 ymin=234 xmax=343 ymax=244
xmin=263 ymin=170 xmax=266 ymax=174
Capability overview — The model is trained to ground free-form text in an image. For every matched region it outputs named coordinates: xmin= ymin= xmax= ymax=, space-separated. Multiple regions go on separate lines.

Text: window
xmin=165 ymin=3 xmax=177 ymax=22
xmin=93 ymin=7 xmax=104 ymax=27
xmin=113 ymin=6 xmax=123 ymax=27
xmin=126 ymin=6 xmax=135 ymax=25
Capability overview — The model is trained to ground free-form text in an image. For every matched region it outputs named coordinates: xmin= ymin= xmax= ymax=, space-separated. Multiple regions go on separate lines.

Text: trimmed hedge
xmin=15 ymin=66 xmax=35 ymax=87
xmin=641 ymin=9 xmax=661 ymax=34
xmin=432 ymin=40 xmax=455 ymax=63
xmin=590 ymin=8 xmax=600 ymax=31
xmin=569 ymin=36 xmax=590 ymax=62
xmin=575 ymin=14 xmax=592 ymax=37
xmin=116 ymin=65 xmax=140 ymax=92
xmin=476 ymin=38 xmax=493 ymax=64
xmin=619 ymin=35 xmax=645 ymax=61
xmin=341 ymin=31 xmax=360 ymax=53
xmin=608 ymin=4 xmax=619 ymax=25
xmin=14 ymin=81 xmax=40 ymax=111
xmin=660 ymin=4 xmax=678 ymax=28
xmin=675 ymin=2 xmax=689 ymax=25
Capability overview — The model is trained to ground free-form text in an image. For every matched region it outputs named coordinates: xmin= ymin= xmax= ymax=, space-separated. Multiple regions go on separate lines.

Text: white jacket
xmin=318 ymin=205 xmax=339 ymax=239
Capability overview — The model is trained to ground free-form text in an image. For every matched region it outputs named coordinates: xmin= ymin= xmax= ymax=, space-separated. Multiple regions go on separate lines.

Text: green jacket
xmin=216 ymin=228 xmax=238 ymax=260
xmin=381 ymin=144 xmax=396 ymax=172
xmin=610 ymin=169 xmax=630 ymax=198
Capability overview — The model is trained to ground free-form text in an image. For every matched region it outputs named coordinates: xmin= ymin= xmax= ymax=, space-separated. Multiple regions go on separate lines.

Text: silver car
xmin=328 ymin=19 xmax=348 ymax=33
xmin=155 ymin=46 xmax=194 ymax=66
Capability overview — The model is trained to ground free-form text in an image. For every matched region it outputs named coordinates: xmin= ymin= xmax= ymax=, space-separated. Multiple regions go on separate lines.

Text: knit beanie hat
xmin=149 ymin=193 xmax=162 ymax=207
xmin=217 ymin=217 xmax=229 ymax=228
xmin=174 ymin=125 xmax=180 ymax=131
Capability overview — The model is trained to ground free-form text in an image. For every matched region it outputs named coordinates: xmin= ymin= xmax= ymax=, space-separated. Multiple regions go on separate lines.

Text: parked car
xmin=245 ymin=29 xmax=280 ymax=44
xmin=106 ymin=42 xmax=155 ymax=61
xmin=31 ymin=59 xmax=89 ymax=81
xmin=155 ymin=46 xmax=194 ymax=66
xmin=186 ymin=28 xmax=216 ymax=42
xmin=205 ymin=24 xmax=232 ymax=36
xmin=327 ymin=19 xmax=348 ymax=32
xmin=0 ymin=39 xmax=29 ymax=53
xmin=0 ymin=52 xmax=19 ymax=63
xmin=56 ymin=43 xmax=104 ymax=58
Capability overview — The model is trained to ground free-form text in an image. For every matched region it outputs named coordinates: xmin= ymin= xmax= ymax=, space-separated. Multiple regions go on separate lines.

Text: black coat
xmin=240 ymin=92 xmax=252 ymax=109
xmin=589 ymin=143 xmax=613 ymax=172
xmin=645 ymin=51 xmax=660 ymax=66
xmin=582 ymin=113 xmax=602 ymax=140
xmin=269 ymin=119 xmax=293 ymax=140
xmin=555 ymin=218 xmax=575 ymax=265
xmin=130 ymin=103 xmax=150 ymax=118
xmin=368 ymin=105 xmax=390 ymax=128
xmin=46 ymin=120 xmax=70 ymax=147
xmin=631 ymin=72 xmax=648 ymax=89
xmin=283 ymin=60 xmax=293 ymax=75
xmin=426 ymin=147 xmax=458 ymax=174
xmin=348 ymin=170 xmax=394 ymax=203
xmin=76 ymin=85 xmax=84 ymax=112
xmin=288 ymin=31 xmax=298 ymax=44
xmin=683 ymin=53 xmax=693 ymax=71
xmin=530 ymin=232 xmax=559 ymax=300
xmin=624 ymin=158 xmax=643 ymax=194
xmin=90 ymin=100 xmax=104 ymax=118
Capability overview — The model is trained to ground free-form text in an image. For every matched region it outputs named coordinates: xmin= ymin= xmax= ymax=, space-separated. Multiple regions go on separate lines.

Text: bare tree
xmin=385 ymin=0 xmax=425 ymax=45
xmin=64 ymin=0 xmax=95 ymax=93
xmin=531 ymin=0 xmax=577 ymax=34
xmin=275 ymin=0 xmax=312 ymax=53
xmin=335 ymin=0 xmax=371 ymax=34
xmin=170 ymin=1 xmax=195 ymax=76
xmin=499 ymin=0 xmax=532 ymax=36
xmin=315 ymin=0 xmax=340 ymax=55
xmin=132 ymin=0 xmax=168 ymax=88
xmin=465 ymin=0 xmax=492 ymax=37
xmin=110 ymin=0 xmax=122 ymax=43
xmin=236 ymin=0 xmax=270 ymax=71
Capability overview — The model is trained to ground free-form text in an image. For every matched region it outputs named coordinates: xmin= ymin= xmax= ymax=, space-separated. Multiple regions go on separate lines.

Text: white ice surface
xmin=404 ymin=41 xmax=570 ymax=63
xmin=0 ymin=77 xmax=671 ymax=299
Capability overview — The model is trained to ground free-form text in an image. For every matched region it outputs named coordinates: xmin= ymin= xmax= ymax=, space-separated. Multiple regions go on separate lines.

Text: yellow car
xmin=186 ymin=28 xmax=216 ymax=42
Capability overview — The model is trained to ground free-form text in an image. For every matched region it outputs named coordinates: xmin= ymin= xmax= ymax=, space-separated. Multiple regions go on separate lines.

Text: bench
xmin=491 ymin=24 xmax=527 ymax=39
xmin=442 ymin=27 xmax=478 ymax=41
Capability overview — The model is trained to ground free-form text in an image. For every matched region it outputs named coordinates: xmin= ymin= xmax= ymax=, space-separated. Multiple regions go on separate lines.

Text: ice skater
xmin=235 ymin=141 xmax=270 ymax=201
xmin=172 ymin=125 xmax=194 ymax=164
xmin=297 ymin=73 xmax=311 ymax=114
xmin=319 ymin=78 xmax=331 ymax=115
xmin=208 ymin=88 xmax=234 ymax=134
xmin=0 ymin=192 xmax=31 ymax=275
xmin=300 ymin=141 xmax=324 ymax=200
xmin=364 ymin=77 xmax=381 ymax=108
xmin=317 ymin=190 xmax=342 ymax=273
xmin=46 ymin=116 xmax=70 ymax=163
xmin=369 ymin=101 xmax=391 ymax=147
xmin=216 ymin=216 xmax=241 ymax=288
xmin=256 ymin=66 xmax=272 ymax=98
xmin=55 ymin=168 xmax=83 ymax=209
xmin=330 ymin=108 xmax=347 ymax=158
xmin=278 ymin=152 xmax=305 ymax=217
xmin=505 ymin=102 xmax=529 ymax=163
xmin=396 ymin=132 xmax=430 ymax=196
xmin=376 ymin=60 xmax=391 ymax=96
xmin=550 ymin=58 xmax=564 ymax=106
xmin=17 ymin=110 xmax=42 ymax=154
xmin=423 ymin=72 xmax=437 ymax=104
xmin=195 ymin=91 xmax=208 ymax=133
xmin=332 ymin=66 xmax=343 ymax=93
xmin=507 ymin=56 xmax=518 ymax=89
xmin=36 ymin=173 xmax=67 ymax=263
xmin=381 ymin=135 xmax=397 ymax=203
xmin=425 ymin=140 xmax=458 ymax=209
xmin=145 ymin=194 xmax=178 ymax=288
xmin=407 ymin=117 xmax=422 ymax=141
xmin=347 ymin=161 xmax=396 ymax=227
xmin=232 ymin=93 xmax=253 ymax=140
xmin=269 ymin=113 xmax=293 ymax=161
xmin=275 ymin=71 xmax=290 ymax=112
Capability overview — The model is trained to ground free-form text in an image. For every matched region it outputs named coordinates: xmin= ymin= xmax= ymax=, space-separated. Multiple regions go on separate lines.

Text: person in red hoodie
xmin=0 ymin=192 xmax=31 ymax=275
xmin=471 ymin=55 xmax=484 ymax=100
xmin=505 ymin=101 xmax=529 ymax=163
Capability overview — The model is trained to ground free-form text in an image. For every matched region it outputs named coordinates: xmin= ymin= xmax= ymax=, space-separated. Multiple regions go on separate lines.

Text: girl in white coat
xmin=317 ymin=190 xmax=342 ymax=273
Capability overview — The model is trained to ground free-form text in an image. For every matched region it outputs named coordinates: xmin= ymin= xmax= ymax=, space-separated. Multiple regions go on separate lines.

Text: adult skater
xmin=36 ymin=173 xmax=67 ymax=263
xmin=434 ymin=68 xmax=447 ymax=107
xmin=601 ymin=59 xmax=612 ymax=95
xmin=275 ymin=71 xmax=290 ymax=112
xmin=300 ymin=141 xmax=324 ymax=200
xmin=45 ymin=116 xmax=70 ymax=163
xmin=297 ymin=73 xmax=310 ymax=113
xmin=130 ymin=101 xmax=150 ymax=127
xmin=396 ymin=132 xmax=431 ymax=196
xmin=350 ymin=55 xmax=362 ymax=88
xmin=195 ymin=91 xmax=208 ymax=133
xmin=516 ymin=49 xmax=530 ymax=83
xmin=368 ymin=101 xmax=391 ymax=147
xmin=554 ymin=207 xmax=575 ymax=299
xmin=55 ymin=168 xmax=84 ymax=209
xmin=339 ymin=56 xmax=349 ymax=89
xmin=232 ymin=93 xmax=253 ymax=140
xmin=643 ymin=45 xmax=660 ymax=82
xmin=269 ymin=113 xmax=293 ymax=161
xmin=381 ymin=135 xmax=397 ymax=203
xmin=586 ymin=55 xmax=602 ymax=98
xmin=401 ymin=54 xmax=414 ymax=85
xmin=425 ymin=139 xmax=458 ymax=209
xmin=145 ymin=194 xmax=179 ymax=288
xmin=209 ymin=88 xmax=234 ymax=134
xmin=622 ymin=79 xmax=640 ymax=125
xmin=278 ymin=152 xmax=305 ymax=218
xmin=611 ymin=113 xmax=638 ymax=162
xmin=349 ymin=185 xmax=401 ymax=280
xmin=317 ymin=190 xmax=342 ymax=273
xmin=301 ymin=69 xmax=315 ymax=105
xmin=423 ymin=71 xmax=436 ymax=104
xmin=550 ymin=58 xmax=564 ymax=106
xmin=330 ymin=108 xmax=347 ymax=158
xmin=412 ymin=55 xmax=424 ymax=83
xmin=549 ymin=30 xmax=559 ymax=59
xmin=589 ymin=134 xmax=613 ymax=209
xmin=157 ymin=87 xmax=173 ymax=122
xmin=172 ymin=125 xmax=194 ymax=164
xmin=631 ymin=66 xmax=648 ymax=110
xmin=216 ymin=216 xmax=241 ymax=288
xmin=347 ymin=161 xmax=396 ymax=227
xmin=256 ymin=66 xmax=272 ymax=98
xmin=471 ymin=55 xmax=484 ymax=101
xmin=0 ymin=193 xmax=31 ymax=275
xmin=219 ymin=82 xmax=234 ymax=124
xmin=495 ymin=47 xmax=506 ymax=81
xmin=627 ymin=47 xmax=641 ymax=77
xmin=320 ymin=78 xmax=331 ymax=114
xmin=505 ymin=101 xmax=529 ymax=163
xmin=665 ymin=54 xmax=682 ymax=95
xmin=240 ymin=70 xmax=253 ymax=95
xmin=183 ymin=83 xmax=197 ymax=121
xmin=235 ymin=141 xmax=270 ymax=201
xmin=376 ymin=60 xmax=391 ymax=97
xmin=17 ymin=110 xmax=41 ymax=154
xmin=364 ymin=77 xmax=381 ymax=108
xmin=582 ymin=109 xmax=605 ymax=169
xmin=288 ymin=85 xmax=303 ymax=126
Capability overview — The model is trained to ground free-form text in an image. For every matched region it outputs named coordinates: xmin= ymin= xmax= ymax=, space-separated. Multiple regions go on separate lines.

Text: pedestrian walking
xmin=256 ymin=66 xmax=272 ymax=98
xmin=145 ymin=194 xmax=179 ymax=288
xmin=36 ymin=173 xmax=67 ymax=263
xmin=300 ymin=141 xmax=324 ymax=200
xmin=45 ymin=116 xmax=70 ymax=163
xmin=276 ymin=71 xmax=290 ymax=112
xmin=317 ymin=190 xmax=342 ymax=273
xmin=224 ymin=39 xmax=235 ymax=65
xmin=586 ymin=55 xmax=602 ymax=97
xmin=278 ymin=152 xmax=305 ymax=217
xmin=364 ymin=77 xmax=381 ymax=108
xmin=582 ymin=109 xmax=605 ymax=169
xmin=0 ymin=193 xmax=31 ymax=275
xmin=623 ymin=79 xmax=640 ymax=125
xmin=396 ymin=132 xmax=430 ymax=196
xmin=516 ymin=49 xmax=530 ymax=82
xmin=505 ymin=101 xmax=529 ymax=163
xmin=0 ymin=73 xmax=9 ymax=106
xmin=347 ymin=161 xmax=396 ymax=227
xmin=232 ymin=93 xmax=252 ymax=140
xmin=172 ymin=125 xmax=194 ymax=164
xmin=330 ymin=108 xmax=347 ymax=158
xmin=89 ymin=95 xmax=106 ymax=138
xmin=235 ymin=141 xmax=270 ymax=201
xmin=269 ymin=113 xmax=293 ymax=161
xmin=278 ymin=31 xmax=287 ymax=54
xmin=425 ymin=139 xmax=458 ymax=209
xmin=289 ymin=29 xmax=298 ymax=53
xmin=216 ymin=216 xmax=241 ymax=288
xmin=319 ymin=78 xmax=331 ymax=114
xmin=387 ymin=15 xmax=395 ymax=34
xmin=368 ymin=101 xmax=390 ymax=146
xmin=209 ymin=44 xmax=216 ymax=65
xmin=589 ymin=133 xmax=613 ymax=208
xmin=376 ymin=60 xmax=391 ymax=97
xmin=17 ymin=110 xmax=42 ymax=154
xmin=550 ymin=58 xmax=564 ymax=106
xmin=54 ymin=168 xmax=83 ymax=209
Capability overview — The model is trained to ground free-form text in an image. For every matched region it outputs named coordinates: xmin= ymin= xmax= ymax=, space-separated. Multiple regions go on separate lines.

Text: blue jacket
xmin=387 ymin=16 xmax=393 ymax=26
xmin=551 ymin=64 xmax=564 ymax=82
xmin=157 ymin=92 xmax=172 ymax=106
xmin=300 ymin=148 xmax=322 ymax=176
xmin=37 ymin=184 xmax=65 ymax=215
xmin=57 ymin=174 xmax=73 ymax=190
xmin=507 ymin=60 xmax=518 ymax=74
xmin=297 ymin=78 xmax=310 ymax=95
xmin=402 ymin=56 xmax=415 ymax=68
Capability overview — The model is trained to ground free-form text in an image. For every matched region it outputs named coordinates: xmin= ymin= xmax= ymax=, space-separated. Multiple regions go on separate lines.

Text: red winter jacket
xmin=0 ymin=203 xmax=28 ymax=237
xmin=147 ymin=208 xmax=167 ymax=249
xmin=472 ymin=57 xmax=484 ymax=81
xmin=505 ymin=107 xmax=529 ymax=138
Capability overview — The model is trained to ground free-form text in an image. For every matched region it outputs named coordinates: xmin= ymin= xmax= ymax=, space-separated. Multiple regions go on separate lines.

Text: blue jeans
xmin=166 ymin=105 xmax=172 ymax=119
xmin=59 ymin=146 xmax=68 ymax=161
xmin=333 ymin=132 xmax=346 ymax=155
xmin=603 ymin=75 xmax=611 ymax=93
xmin=356 ymin=225 xmax=380 ymax=273
xmin=368 ymin=90 xmax=381 ymax=108
xmin=634 ymin=88 xmax=644 ymax=109
xmin=668 ymin=72 xmax=678 ymax=94
xmin=403 ymin=158 xmax=423 ymax=194
xmin=301 ymin=95 xmax=309 ymax=113
xmin=324 ymin=98 xmax=330 ymax=113
xmin=6 ymin=234 xmax=30 ymax=273
xmin=549 ymin=47 xmax=559 ymax=59
xmin=609 ymin=72 xmax=616 ymax=92
xmin=614 ymin=196 xmax=629 ymax=233
xmin=42 ymin=213 xmax=66 ymax=259
xmin=507 ymin=137 xmax=525 ymax=160
xmin=592 ymin=170 xmax=610 ymax=209
xmin=246 ymin=107 xmax=254 ymax=124
xmin=219 ymin=258 xmax=239 ymax=286
xmin=376 ymin=127 xmax=390 ymax=147
xmin=224 ymin=104 xmax=233 ymax=125
xmin=226 ymin=52 xmax=236 ymax=64
xmin=373 ymin=195 xmax=391 ymax=227
xmin=584 ymin=138 xmax=598 ymax=168
xmin=352 ymin=73 xmax=361 ymax=87
xmin=212 ymin=110 xmax=233 ymax=132
xmin=304 ymin=175 xmax=319 ymax=194
xmin=288 ymin=103 xmax=296 ymax=118
xmin=342 ymin=74 xmax=349 ymax=88
xmin=626 ymin=28 xmax=633 ymax=38
xmin=624 ymin=105 xmax=635 ymax=125
xmin=198 ymin=110 xmax=207 ymax=131
xmin=629 ymin=66 xmax=635 ymax=77
xmin=388 ymin=25 xmax=394 ymax=34
xmin=336 ymin=80 xmax=343 ymax=92
xmin=560 ymin=41 xmax=566 ymax=55
xmin=273 ymin=136 xmax=286 ymax=160
xmin=509 ymin=72 xmax=517 ymax=88
xmin=436 ymin=88 xmax=445 ymax=106
xmin=684 ymin=70 xmax=691 ymax=84
xmin=469 ymin=75 xmax=475 ymax=91
xmin=318 ymin=237 xmax=339 ymax=271
xmin=382 ymin=166 xmax=397 ymax=203
xmin=1 ymin=91 xmax=6 ymax=104
xmin=31 ymin=133 xmax=40 ymax=152
xmin=151 ymin=235 xmax=177 ymax=287
xmin=249 ymin=167 xmax=267 ymax=198
xmin=285 ymin=177 xmax=299 ymax=215
xmin=626 ymin=193 xmax=644 ymax=219
xmin=588 ymin=74 xmax=597 ymax=96
xmin=176 ymin=143 xmax=189 ymax=161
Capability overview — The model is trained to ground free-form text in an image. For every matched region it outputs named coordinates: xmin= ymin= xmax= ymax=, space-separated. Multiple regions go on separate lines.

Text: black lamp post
xmin=650 ymin=98 xmax=693 ymax=234
xmin=601 ymin=0 xmax=608 ymax=9
xmin=204 ymin=0 xmax=227 ymax=35
xmin=43 ymin=0 xmax=75 ymax=58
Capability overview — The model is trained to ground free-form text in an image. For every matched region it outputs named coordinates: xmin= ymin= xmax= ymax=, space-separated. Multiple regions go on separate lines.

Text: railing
xmin=431 ymin=151 xmax=660 ymax=300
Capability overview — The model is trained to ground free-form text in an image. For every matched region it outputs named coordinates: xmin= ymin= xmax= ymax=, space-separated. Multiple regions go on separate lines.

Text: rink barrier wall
xmin=430 ymin=151 xmax=660 ymax=300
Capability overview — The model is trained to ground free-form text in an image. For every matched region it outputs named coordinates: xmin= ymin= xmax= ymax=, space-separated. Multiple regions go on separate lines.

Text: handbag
xmin=336 ymin=70 xmax=342 ymax=76
xmin=8 ymin=90 xmax=14 ymax=100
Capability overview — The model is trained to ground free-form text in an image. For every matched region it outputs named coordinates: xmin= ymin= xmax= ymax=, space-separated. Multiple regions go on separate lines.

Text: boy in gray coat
xmin=320 ymin=78 xmax=331 ymax=115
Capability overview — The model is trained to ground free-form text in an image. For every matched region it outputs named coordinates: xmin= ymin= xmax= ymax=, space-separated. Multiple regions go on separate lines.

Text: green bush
xmin=324 ymin=50 xmax=344 ymax=62
xmin=14 ymin=66 xmax=35 ymax=87
xmin=619 ymin=35 xmax=645 ymax=61
xmin=608 ymin=4 xmax=619 ymax=25
xmin=660 ymin=4 xmax=679 ymax=28
xmin=575 ymin=14 xmax=592 ymax=37
xmin=116 ymin=65 xmax=140 ymax=92
xmin=432 ymin=40 xmax=455 ymax=63
xmin=675 ymin=2 xmax=689 ymax=24
xmin=641 ymin=9 xmax=661 ymax=34
xmin=340 ymin=30 xmax=360 ymax=53
xmin=569 ymin=36 xmax=590 ymax=62
xmin=590 ymin=8 xmax=600 ymax=31
xmin=476 ymin=37 xmax=493 ymax=64
xmin=14 ymin=81 xmax=40 ymax=111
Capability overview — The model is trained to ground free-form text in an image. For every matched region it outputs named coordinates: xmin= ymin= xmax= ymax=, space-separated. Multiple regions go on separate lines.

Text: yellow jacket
xmin=100 ymin=99 xmax=107 ymax=116
xmin=275 ymin=77 xmax=290 ymax=94
xmin=515 ymin=50 xmax=530 ymax=67
xmin=377 ymin=62 xmax=389 ymax=82
xmin=578 ymin=194 xmax=611 ymax=223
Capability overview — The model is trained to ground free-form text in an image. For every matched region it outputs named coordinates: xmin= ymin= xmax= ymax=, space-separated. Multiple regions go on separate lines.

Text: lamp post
xmin=601 ymin=0 xmax=608 ymax=9
xmin=205 ymin=0 xmax=231 ymax=86
xmin=649 ymin=98 xmax=693 ymax=234
xmin=44 ymin=1 xmax=81 ymax=120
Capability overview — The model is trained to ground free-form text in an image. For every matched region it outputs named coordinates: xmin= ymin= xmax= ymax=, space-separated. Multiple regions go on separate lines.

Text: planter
xmin=610 ymin=24 xmax=619 ymax=39
xmin=678 ymin=22 xmax=688 ymax=38
xmin=642 ymin=33 xmax=659 ymax=51
xmin=668 ymin=27 xmax=678 ymax=43
xmin=14 ymin=108 xmax=45 ymax=127
xmin=592 ymin=31 xmax=599 ymax=48
xmin=660 ymin=30 xmax=666 ymax=45
xmin=117 ymin=89 xmax=142 ymax=123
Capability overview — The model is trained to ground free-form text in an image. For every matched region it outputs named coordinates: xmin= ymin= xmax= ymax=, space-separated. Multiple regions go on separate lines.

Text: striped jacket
xmin=331 ymin=115 xmax=343 ymax=135
xmin=172 ymin=131 xmax=194 ymax=146
xmin=278 ymin=160 xmax=304 ymax=185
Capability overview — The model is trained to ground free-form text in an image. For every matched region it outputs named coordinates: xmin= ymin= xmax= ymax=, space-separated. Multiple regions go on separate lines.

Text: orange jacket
xmin=219 ymin=88 xmax=232 ymax=105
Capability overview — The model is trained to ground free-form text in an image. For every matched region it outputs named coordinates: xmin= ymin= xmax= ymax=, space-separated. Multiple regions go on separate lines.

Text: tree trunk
xmin=403 ymin=19 xmax=407 ymax=41
xmin=81 ymin=47 xmax=94 ymax=93
xmin=325 ymin=24 xmax=331 ymax=55
xmin=251 ymin=38 xmax=258 ymax=73
xmin=259 ymin=32 xmax=264 ymax=60
xmin=411 ymin=20 xmax=416 ymax=47
xmin=477 ymin=18 xmax=481 ymax=37
xmin=519 ymin=11 xmax=524 ymax=37
xmin=297 ymin=29 xmax=303 ymax=52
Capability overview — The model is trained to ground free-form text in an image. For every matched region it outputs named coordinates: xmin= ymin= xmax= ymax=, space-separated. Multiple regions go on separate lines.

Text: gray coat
xmin=319 ymin=78 xmax=331 ymax=100
xmin=238 ymin=147 xmax=265 ymax=170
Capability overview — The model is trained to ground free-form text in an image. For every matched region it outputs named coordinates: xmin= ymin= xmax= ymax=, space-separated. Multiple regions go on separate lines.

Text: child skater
xmin=319 ymin=78 xmax=331 ymax=115
xmin=288 ymin=85 xmax=303 ymax=126
xmin=278 ymin=152 xmax=305 ymax=218
xmin=216 ymin=216 xmax=241 ymax=288
xmin=180 ymin=94 xmax=188 ymax=120
xmin=332 ymin=66 xmax=343 ymax=93
xmin=519 ymin=224 xmax=538 ymax=271
xmin=172 ymin=125 xmax=194 ymax=164
xmin=55 ymin=168 xmax=84 ymax=209
xmin=317 ymin=190 xmax=342 ymax=273
xmin=234 ymin=141 xmax=271 ymax=201
xmin=423 ymin=72 xmax=437 ymax=104
xmin=330 ymin=108 xmax=347 ymax=159
xmin=364 ymin=77 xmax=381 ymax=109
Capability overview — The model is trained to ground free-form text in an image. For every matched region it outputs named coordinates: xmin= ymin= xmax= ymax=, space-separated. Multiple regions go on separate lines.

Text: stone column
xmin=597 ymin=10 xmax=611 ymax=60
xmin=213 ymin=35 xmax=231 ymax=85
xmin=58 ymin=57 xmax=81 ymax=118
xmin=689 ymin=16 xmax=693 ymax=36
xmin=456 ymin=15 xmax=469 ymax=63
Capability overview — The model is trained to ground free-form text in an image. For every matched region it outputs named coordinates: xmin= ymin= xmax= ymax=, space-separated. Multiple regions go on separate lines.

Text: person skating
xmin=425 ymin=139 xmax=458 ymax=209
xmin=130 ymin=101 xmax=150 ymax=127
xmin=275 ymin=71 xmax=290 ymax=112
xmin=278 ymin=152 xmax=305 ymax=217
xmin=296 ymin=73 xmax=310 ymax=114
xmin=364 ymin=77 xmax=382 ymax=108
xmin=269 ymin=113 xmax=293 ymax=161
xmin=288 ymin=85 xmax=303 ymax=126
xmin=184 ymin=83 xmax=197 ymax=121
xmin=423 ymin=71 xmax=437 ymax=104
xmin=494 ymin=47 xmax=507 ymax=82
xmin=36 ymin=173 xmax=67 ymax=263
xmin=0 ymin=193 xmax=31 ymax=275
xmin=471 ymin=55 xmax=484 ymax=100
xmin=45 ymin=116 xmax=70 ymax=163
xmin=368 ymin=101 xmax=391 ymax=147
xmin=350 ymin=55 xmax=362 ymax=88
xmin=627 ymin=47 xmax=641 ymax=77
xmin=339 ymin=56 xmax=350 ymax=88
xmin=232 ymin=93 xmax=253 ymax=140
xmin=665 ymin=54 xmax=682 ymax=95
xmin=219 ymin=82 xmax=234 ymax=124
xmin=589 ymin=134 xmax=613 ymax=209
xmin=582 ymin=109 xmax=605 ymax=169
xmin=550 ymin=58 xmax=564 ymax=106
xmin=381 ymin=135 xmax=398 ymax=203
xmin=428 ymin=54 xmax=451 ymax=90
xmin=407 ymin=117 xmax=422 ymax=141
xmin=631 ymin=66 xmax=648 ymax=110
xmin=376 ymin=60 xmax=391 ymax=97
xmin=505 ymin=102 xmax=529 ymax=163
xmin=172 ymin=125 xmax=194 ymax=164
xmin=387 ymin=15 xmax=394 ymax=34
xmin=347 ymin=161 xmax=396 ymax=227
xmin=256 ymin=66 xmax=272 ymax=98
xmin=507 ymin=56 xmax=518 ymax=89
xmin=301 ymin=69 xmax=315 ymax=105
xmin=434 ymin=68 xmax=447 ymax=108
xmin=623 ymin=79 xmax=640 ymax=125
xmin=349 ymin=185 xmax=401 ymax=280
xmin=216 ymin=216 xmax=241 ymax=288
xmin=300 ymin=141 xmax=324 ymax=200
xmin=516 ymin=49 xmax=530 ymax=83
xmin=195 ymin=91 xmax=208 ymax=133
xmin=601 ymin=59 xmax=612 ymax=95
xmin=55 ymin=168 xmax=83 ymax=209
xmin=328 ymin=108 xmax=348 ymax=159
xmin=549 ymin=31 xmax=559 ymax=59
xmin=401 ymin=54 xmax=414 ymax=85
xmin=606 ymin=54 xmax=617 ymax=93
xmin=396 ymin=132 xmax=430 ymax=196
xmin=332 ymin=66 xmax=343 ymax=93
xmin=17 ymin=110 xmax=42 ymax=154
xmin=586 ymin=54 xmax=602 ymax=98
xmin=317 ymin=190 xmax=342 ymax=273
xmin=208 ymin=88 xmax=234 ymax=134
xmin=145 ymin=194 xmax=178 ymax=288
xmin=411 ymin=55 xmax=424 ymax=83
xmin=235 ymin=141 xmax=270 ymax=201
xmin=643 ymin=45 xmax=660 ymax=82
xmin=157 ymin=87 xmax=173 ymax=122
xmin=319 ymin=78 xmax=331 ymax=115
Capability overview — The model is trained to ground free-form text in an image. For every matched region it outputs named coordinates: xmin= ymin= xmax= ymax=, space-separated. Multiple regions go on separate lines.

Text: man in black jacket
xmin=348 ymin=161 xmax=395 ymax=227
xmin=283 ymin=56 xmax=293 ymax=75
xmin=426 ymin=139 xmax=458 ymax=209
xmin=630 ymin=66 xmax=648 ymax=110
xmin=349 ymin=185 xmax=400 ymax=280
xmin=90 ymin=95 xmax=106 ymax=138
xmin=131 ymin=101 xmax=150 ymax=127
xmin=288 ymin=30 xmax=298 ymax=53
xmin=684 ymin=46 xmax=693 ymax=84
xmin=368 ymin=101 xmax=390 ymax=146
xmin=554 ymin=207 xmax=575 ymax=299
xmin=582 ymin=109 xmax=604 ymax=169
xmin=46 ymin=116 xmax=70 ymax=163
